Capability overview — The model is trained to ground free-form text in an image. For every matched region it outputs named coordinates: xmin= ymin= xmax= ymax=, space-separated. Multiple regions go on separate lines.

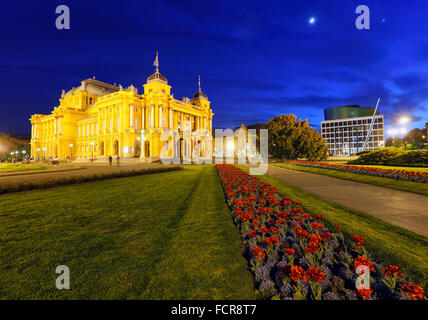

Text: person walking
xmin=116 ymin=155 xmax=120 ymax=166
xmin=109 ymin=155 xmax=112 ymax=166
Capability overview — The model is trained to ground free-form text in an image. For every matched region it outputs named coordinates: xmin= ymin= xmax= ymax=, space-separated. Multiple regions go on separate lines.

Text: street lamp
xmin=69 ymin=143 xmax=73 ymax=160
xmin=37 ymin=148 xmax=41 ymax=160
xmin=388 ymin=128 xmax=398 ymax=146
xmin=42 ymin=147 xmax=47 ymax=160
xmin=139 ymin=130 xmax=147 ymax=159
xmin=90 ymin=141 xmax=94 ymax=160
xmin=398 ymin=116 xmax=410 ymax=125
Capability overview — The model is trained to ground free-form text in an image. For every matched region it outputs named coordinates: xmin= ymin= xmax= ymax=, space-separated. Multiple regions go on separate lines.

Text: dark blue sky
xmin=1 ymin=0 xmax=427 ymax=135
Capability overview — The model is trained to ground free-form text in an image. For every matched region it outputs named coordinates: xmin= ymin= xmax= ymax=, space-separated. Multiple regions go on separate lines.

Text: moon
xmin=308 ymin=17 xmax=316 ymax=25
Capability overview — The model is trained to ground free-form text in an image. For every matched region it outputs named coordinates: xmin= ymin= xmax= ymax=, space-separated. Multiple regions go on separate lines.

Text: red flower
xmin=383 ymin=265 xmax=404 ymax=278
xmin=259 ymin=226 xmax=268 ymax=234
xmin=304 ymin=240 xmax=320 ymax=253
xmin=289 ymin=266 xmax=307 ymax=282
xmin=251 ymin=245 xmax=265 ymax=261
xmin=401 ymin=283 xmax=425 ymax=300
xmin=351 ymin=235 xmax=366 ymax=248
xmin=303 ymin=213 xmax=312 ymax=220
xmin=251 ymin=220 xmax=259 ymax=228
xmin=269 ymin=226 xmax=279 ymax=235
xmin=294 ymin=224 xmax=310 ymax=239
xmin=315 ymin=214 xmax=323 ymax=220
xmin=311 ymin=222 xmax=324 ymax=230
xmin=284 ymin=248 xmax=295 ymax=255
xmin=354 ymin=256 xmax=375 ymax=272
xmin=320 ymin=232 xmax=332 ymax=242
xmin=264 ymin=236 xmax=280 ymax=246
xmin=306 ymin=266 xmax=326 ymax=282
xmin=280 ymin=264 xmax=291 ymax=276
xmin=248 ymin=230 xmax=257 ymax=238
xmin=335 ymin=226 xmax=342 ymax=231
xmin=356 ymin=288 xmax=373 ymax=300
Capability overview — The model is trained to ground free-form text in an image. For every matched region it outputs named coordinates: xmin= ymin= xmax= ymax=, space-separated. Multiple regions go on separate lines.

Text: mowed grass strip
xmin=272 ymin=163 xmax=428 ymax=196
xmin=238 ymin=165 xmax=428 ymax=290
xmin=0 ymin=165 xmax=254 ymax=299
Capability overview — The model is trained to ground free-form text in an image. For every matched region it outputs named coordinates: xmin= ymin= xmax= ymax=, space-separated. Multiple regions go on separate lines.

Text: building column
xmin=141 ymin=106 xmax=145 ymax=131
xmin=129 ymin=103 xmax=133 ymax=129
xmin=169 ymin=107 xmax=173 ymax=129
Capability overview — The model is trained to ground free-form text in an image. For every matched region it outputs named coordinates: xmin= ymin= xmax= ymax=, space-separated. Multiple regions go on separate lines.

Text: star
xmin=308 ymin=17 xmax=316 ymax=25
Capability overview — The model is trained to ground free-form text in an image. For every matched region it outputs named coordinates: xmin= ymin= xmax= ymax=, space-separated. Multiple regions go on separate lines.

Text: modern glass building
xmin=321 ymin=105 xmax=384 ymax=156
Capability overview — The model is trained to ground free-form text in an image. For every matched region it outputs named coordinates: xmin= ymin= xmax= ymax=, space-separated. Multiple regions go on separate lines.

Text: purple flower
xmin=322 ymin=291 xmax=341 ymax=300
xmin=259 ymin=280 xmax=276 ymax=297
xmin=255 ymin=265 xmax=270 ymax=282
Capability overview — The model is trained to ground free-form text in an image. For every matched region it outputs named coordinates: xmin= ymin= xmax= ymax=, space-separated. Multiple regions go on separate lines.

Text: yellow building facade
xmin=30 ymin=63 xmax=213 ymax=162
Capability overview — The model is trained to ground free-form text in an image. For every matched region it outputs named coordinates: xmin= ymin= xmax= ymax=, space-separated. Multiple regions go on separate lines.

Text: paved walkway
xmin=266 ymin=165 xmax=428 ymax=238
xmin=0 ymin=163 xmax=169 ymax=187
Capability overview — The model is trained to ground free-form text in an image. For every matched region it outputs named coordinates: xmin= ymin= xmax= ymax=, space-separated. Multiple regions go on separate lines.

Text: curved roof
xmin=192 ymin=90 xmax=208 ymax=100
xmin=147 ymin=71 xmax=168 ymax=84
xmin=64 ymin=79 xmax=119 ymax=98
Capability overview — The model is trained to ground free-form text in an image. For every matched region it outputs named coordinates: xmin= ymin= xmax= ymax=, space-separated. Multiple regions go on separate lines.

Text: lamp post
xmin=42 ymin=147 xmax=47 ymax=160
xmin=139 ymin=130 xmax=146 ymax=159
xmin=388 ymin=128 xmax=398 ymax=146
xmin=90 ymin=142 xmax=94 ymax=160
xmin=69 ymin=143 xmax=73 ymax=160
xmin=37 ymin=148 xmax=40 ymax=160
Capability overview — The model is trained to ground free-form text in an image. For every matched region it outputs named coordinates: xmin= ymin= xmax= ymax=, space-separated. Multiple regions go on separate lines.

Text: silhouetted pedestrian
xmin=109 ymin=155 xmax=112 ymax=166
xmin=116 ymin=155 xmax=120 ymax=166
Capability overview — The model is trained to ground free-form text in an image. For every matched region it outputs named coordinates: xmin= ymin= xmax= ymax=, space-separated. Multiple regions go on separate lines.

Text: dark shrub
xmin=349 ymin=147 xmax=405 ymax=165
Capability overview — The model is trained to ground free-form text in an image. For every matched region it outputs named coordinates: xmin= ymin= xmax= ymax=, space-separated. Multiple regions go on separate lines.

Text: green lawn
xmin=272 ymin=163 xmax=428 ymax=196
xmin=0 ymin=165 xmax=255 ymax=299
xmin=239 ymin=166 xmax=428 ymax=290
xmin=0 ymin=163 xmax=47 ymax=173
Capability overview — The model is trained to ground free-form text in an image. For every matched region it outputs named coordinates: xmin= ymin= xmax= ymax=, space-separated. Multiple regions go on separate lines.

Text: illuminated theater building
xmin=30 ymin=56 xmax=214 ymax=162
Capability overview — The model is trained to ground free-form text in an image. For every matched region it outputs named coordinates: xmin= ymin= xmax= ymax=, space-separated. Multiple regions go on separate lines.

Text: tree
xmin=403 ymin=128 xmax=425 ymax=150
xmin=267 ymin=114 xmax=328 ymax=160
xmin=385 ymin=137 xmax=404 ymax=148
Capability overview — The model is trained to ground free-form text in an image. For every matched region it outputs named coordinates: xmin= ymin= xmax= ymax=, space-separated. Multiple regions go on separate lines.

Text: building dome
xmin=192 ymin=75 xmax=207 ymax=100
xmin=147 ymin=71 xmax=168 ymax=84
xmin=193 ymin=90 xmax=207 ymax=100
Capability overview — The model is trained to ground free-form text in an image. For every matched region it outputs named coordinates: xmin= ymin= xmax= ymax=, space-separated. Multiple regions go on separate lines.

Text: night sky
xmin=1 ymin=0 xmax=427 ymax=135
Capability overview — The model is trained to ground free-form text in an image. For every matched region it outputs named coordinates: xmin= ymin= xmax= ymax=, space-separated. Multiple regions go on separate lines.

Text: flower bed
xmin=217 ymin=164 xmax=426 ymax=300
xmin=288 ymin=161 xmax=428 ymax=183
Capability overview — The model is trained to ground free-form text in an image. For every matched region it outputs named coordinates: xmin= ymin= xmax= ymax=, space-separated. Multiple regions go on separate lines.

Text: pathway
xmin=266 ymin=165 xmax=428 ymax=238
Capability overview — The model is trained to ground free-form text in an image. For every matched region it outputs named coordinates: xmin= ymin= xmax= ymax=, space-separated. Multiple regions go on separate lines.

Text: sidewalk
xmin=266 ymin=165 xmax=428 ymax=238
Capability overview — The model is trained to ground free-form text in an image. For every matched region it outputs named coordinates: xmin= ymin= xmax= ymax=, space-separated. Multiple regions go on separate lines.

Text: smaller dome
xmin=193 ymin=91 xmax=207 ymax=100
xmin=147 ymin=71 xmax=168 ymax=84
xmin=192 ymin=75 xmax=207 ymax=100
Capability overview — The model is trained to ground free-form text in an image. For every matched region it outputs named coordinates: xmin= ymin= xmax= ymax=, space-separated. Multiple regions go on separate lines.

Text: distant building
xmin=320 ymin=105 xmax=384 ymax=156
